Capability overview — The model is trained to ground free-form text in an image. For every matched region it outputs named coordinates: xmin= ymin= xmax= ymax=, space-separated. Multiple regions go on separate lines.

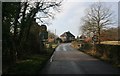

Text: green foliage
xmin=2 ymin=2 xmax=21 ymax=65
xmin=2 ymin=1 xmax=62 ymax=74
xmin=6 ymin=55 xmax=48 ymax=74
xmin=3 ymin=46 xmax=55 ymax=75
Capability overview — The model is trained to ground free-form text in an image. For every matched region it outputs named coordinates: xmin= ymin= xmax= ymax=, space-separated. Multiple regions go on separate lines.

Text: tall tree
xmin=81 ymin=2 xmax=115 ymax=44
xmin=2 ymin=2 xmax=21 ymax=64
xmin=2 ymin=0 xmax=63 ymax=64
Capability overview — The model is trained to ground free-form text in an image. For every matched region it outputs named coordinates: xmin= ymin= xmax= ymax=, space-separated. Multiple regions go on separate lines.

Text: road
xmin=40 ymin=43 xmax=120 ymax=74
xmin=0 ymin=40 xmax=2 ymax=75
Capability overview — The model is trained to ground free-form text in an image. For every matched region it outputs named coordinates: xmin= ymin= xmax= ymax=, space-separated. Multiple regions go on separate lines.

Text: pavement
xmin=40 ymin=43 xmax=120 ymax=74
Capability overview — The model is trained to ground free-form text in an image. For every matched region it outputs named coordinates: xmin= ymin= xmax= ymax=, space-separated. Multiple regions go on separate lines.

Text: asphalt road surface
xmin=40 ymin=43 xmax=120 ymax=74
xmin=0 ymin=40 xmax=2 ymax=75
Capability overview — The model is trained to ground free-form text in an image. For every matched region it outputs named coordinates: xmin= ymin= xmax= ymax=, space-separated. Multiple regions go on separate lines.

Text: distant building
xmin=79 ymin=34 xmax=92 ymax=43
xmin=48 ymin=36 xmax=54 ymax=43
xmin=56 ymin=37 xmax=62 ymax=44
xmin=79 ymin=34 xmax=86 ymax=40
xmin=60 ymin=31 xmax=75 ymax=42
xmin=84 ymin=37 xmax=92 ymax=43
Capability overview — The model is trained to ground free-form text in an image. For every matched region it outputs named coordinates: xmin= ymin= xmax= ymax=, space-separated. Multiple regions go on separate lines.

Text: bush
xmin=79 ymin=42 xmax=93 ymax=51
xmin=95 ymin=44 xmax=120 ymax=66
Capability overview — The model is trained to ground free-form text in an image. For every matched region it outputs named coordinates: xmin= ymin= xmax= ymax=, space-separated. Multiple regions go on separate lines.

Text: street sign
xmin=92 ymin=35 xmax=98 ymax=42
xmin=39 ymin=31 xmax=48 ymax=40
xmin=41 ymin=25 xmax=47 ymax=32
xmin=39 ymin=24 xmax=48 ymax=41
xmin=42 ymin=31 xmax=48 ymax=39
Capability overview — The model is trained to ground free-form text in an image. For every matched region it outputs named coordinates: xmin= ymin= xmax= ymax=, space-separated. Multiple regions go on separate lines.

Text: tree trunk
xmin=98 ymin=27 xmax=101 ymax=44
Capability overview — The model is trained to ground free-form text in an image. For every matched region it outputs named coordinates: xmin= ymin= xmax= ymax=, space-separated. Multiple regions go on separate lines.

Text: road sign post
xmin=39 ymin=25 xmax=48 ymax=52
xmin=92 ymin=34 xmax=98 ymax=55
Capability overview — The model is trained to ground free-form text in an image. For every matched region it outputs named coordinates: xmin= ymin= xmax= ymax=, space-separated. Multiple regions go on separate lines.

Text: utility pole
xmin=55 ymin=29 xmax=56 ymax=36
xmin=54 ymin=29 xmax=56 ymax=43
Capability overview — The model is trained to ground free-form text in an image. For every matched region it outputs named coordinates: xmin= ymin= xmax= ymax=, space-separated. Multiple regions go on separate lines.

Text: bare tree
xmin=18 ymin=0 xmax=63 ymax=41
xmin=81 ymin=2 xmax=115 ymax=44
xmin=2 ymin=0 xmax=63 ymax=63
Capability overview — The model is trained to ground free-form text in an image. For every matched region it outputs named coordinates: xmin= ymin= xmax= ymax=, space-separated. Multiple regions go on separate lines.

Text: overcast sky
xmin=47 ymin=0 xmax=119 ymax=37
xmin=1 ymin=0 xmax=118 ymax=37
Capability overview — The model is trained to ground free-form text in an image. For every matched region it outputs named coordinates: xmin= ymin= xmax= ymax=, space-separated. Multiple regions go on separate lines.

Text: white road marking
xmin=63 ymin=47 xmax=67 ymax=51
xmin=50 ymin=51 xmax=56 ymax=62
xmin=50 ymin=55 xmax=53 ymax=62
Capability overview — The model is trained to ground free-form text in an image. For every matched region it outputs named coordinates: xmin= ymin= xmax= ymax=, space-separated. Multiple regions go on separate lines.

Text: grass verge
xmin=3 ymin=47 xmax=55 ymax=75
xmin=80 ymin=50 xmax=120 ymax=69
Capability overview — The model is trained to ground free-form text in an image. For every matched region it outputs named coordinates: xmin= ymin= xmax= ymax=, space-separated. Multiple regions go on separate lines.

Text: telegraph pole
xmin=55 ymin=29 xmax=56 ymax=36
xmin=54 ymin=29 xmax=56 ymax=43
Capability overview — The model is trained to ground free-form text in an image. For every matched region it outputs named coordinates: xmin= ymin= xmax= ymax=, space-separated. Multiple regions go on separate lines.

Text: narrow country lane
xmin=40 ymin=43 xmax=120 ymax=74
xmin=0 ymin=40 xmax=2 ymax=75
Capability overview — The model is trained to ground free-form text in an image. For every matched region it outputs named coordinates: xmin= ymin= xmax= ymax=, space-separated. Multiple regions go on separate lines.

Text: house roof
xmin=60 ymin=31 xmax=75 ymax=37
xmin=60 ymin=33 xmax=66 ymax=37
xmin=80 ymin=34 xmax=86 ymax=39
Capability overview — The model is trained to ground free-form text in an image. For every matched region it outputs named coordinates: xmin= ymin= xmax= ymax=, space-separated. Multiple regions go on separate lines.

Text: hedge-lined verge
xmin=2 ymin=45 xmax=56 ymax=75
xmin=79 ymin=43 xmax=120 ymax=68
